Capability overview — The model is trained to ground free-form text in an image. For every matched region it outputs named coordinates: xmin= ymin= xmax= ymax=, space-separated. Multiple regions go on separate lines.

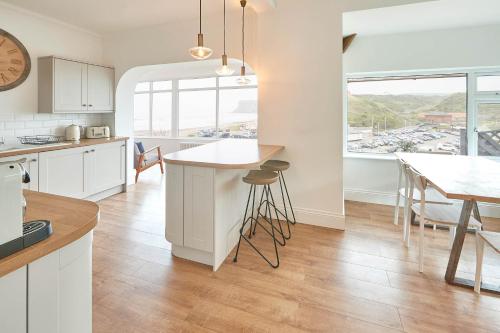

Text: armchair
xmin=134 ymin=141 xmax=164 ymax=183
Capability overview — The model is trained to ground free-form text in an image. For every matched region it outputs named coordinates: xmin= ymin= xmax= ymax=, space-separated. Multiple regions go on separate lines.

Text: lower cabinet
xmin=39 ymin=146 xmax=88 ymax=198
xmin=39 ymin=141 xmax=126 ymax=199
xmin=0 ymin=266 xmax=27 ymax=333
xmin=0 ymin=233 xmax=92 ymax=333
xmin=0 ymin=153 xmax=39 ymax=191
xmin=28 ymin=232 xmax=92 ymax=333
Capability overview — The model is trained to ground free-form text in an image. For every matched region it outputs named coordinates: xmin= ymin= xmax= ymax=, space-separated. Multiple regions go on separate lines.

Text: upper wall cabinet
xmin=38 ymin=56 xmax=114 ymax=114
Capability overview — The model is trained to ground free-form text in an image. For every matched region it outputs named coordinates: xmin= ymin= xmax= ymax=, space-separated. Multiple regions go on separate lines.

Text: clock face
xmin=0 ymin=29 xmax=31 ymax=91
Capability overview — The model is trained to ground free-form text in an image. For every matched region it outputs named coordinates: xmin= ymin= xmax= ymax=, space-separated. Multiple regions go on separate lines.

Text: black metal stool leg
xmin=268 ymin=183 xmax=291 ymax=240
xmin=247 ymin=184 xmax=257 ymax=239
xmin=233 ymin=184 xmax=254 ymax=263
xmin=280 ymin=171 xmax=297 ymax=225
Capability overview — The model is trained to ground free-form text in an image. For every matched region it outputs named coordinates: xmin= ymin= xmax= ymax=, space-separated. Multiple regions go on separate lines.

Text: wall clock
xmin=0 ymin=29 xmax=31 ymax=92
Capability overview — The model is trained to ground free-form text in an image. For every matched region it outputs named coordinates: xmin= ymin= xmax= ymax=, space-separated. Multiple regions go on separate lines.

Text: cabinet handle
xmin=31 ymin=159 xmax=37 ymax=162
xmin=84 ymin=151 xmax=89 ymax=154
xmin=90 ymin=149 xmax=95 ymax=152
xmin=89 ymin=104 xmax=93 ymax=107
xmin=82 ymin=104 xmax=87 ymax=107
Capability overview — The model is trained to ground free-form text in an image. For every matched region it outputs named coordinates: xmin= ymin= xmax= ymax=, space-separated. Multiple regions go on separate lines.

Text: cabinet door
xmin=54 ymin=58 xmax=87 ymax=113
xmin=39 ymin=147 xmax=88 ymax=198
xmin=90 ymin=142 xmax=126 ymax=195
xmin=0 ymin=153 xmax=39 ymax=191
xmin=0 ymin=266 xmax=27 ymax=333
xmin=183 ymin=166 xmax=214 ymax=252
xmin=165 ymin=164 xmax=184 ymax=246
xmin=87 ymin=64 xmax=114 ymax=112
xmin=28 ymin=233 xmax=93 ymax=333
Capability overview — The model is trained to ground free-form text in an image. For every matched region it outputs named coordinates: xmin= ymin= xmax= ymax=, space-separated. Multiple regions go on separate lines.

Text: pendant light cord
xmin=241 ymin=1 xmax=246 ymax=64
xmin=223 ymin=0 xmax=226 ymax=54
xmin=199 ymin=0 xmax=202 ymax=34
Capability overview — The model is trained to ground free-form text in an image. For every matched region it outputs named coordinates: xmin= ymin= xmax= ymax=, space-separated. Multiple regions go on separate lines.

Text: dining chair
xmin=475 ymin=231 xmax=500 ymax=294
xmin=394 ymin=159 xmax=453 ymax=245
xmin=406 ymin=166 xmax=482 ymax=273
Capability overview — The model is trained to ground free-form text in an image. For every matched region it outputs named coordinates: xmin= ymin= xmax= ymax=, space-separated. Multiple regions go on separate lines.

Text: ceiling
xmin=344 ymin=0 xmax=500 ymax=36
xmin=1 ymin=0 xmax=275 ymax=34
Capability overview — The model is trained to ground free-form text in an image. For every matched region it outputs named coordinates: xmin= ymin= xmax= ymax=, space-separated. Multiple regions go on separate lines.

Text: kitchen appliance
xmin=0 ymin=158 xmax=52 ymax=260
xmin=65 ymin=124 xmax=80 ymax=141
xmin=86 ymin=126 xmax=110 ymax=139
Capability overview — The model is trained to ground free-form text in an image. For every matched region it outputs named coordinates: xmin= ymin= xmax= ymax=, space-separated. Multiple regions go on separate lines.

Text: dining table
xmin=395 ymin=152 xmax=500 ymax=294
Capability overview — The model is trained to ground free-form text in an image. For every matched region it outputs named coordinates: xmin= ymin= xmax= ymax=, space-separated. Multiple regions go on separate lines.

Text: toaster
xmin=86 ymin=126 xmax=110 ymax=139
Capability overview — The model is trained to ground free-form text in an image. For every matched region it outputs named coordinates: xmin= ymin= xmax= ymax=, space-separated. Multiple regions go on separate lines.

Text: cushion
xmin=135 ymin=141 xmax=145 ymax=154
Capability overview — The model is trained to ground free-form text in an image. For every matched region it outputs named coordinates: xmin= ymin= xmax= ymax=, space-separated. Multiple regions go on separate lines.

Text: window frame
xmin=344 ymin=67 xmax=500 ymax=159
xmin=134 ymin=75 xmax=258 ymax=139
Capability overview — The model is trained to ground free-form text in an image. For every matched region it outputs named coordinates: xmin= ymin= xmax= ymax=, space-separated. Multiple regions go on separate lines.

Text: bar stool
xmin=233 ymin=170 xmax=286 ymax=268
xmin=258 ymin=160 xmax=296 ymax=239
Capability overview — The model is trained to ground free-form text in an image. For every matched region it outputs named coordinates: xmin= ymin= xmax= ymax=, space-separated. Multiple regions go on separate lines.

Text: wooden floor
xmin=93 ymin=169 xmax=500 ymax=333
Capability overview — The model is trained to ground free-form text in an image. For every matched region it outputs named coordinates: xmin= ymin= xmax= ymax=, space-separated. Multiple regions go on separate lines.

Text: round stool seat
xmin=243 ymin=170 xmax=279 ymax=185
xmin=261 ymin=160 xmax=290 ymax=172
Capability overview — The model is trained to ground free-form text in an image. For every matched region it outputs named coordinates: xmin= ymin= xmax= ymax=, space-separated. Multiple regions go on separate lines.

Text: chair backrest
xmin=133 ymin=141 xmax=145 ymax=168
xmin=405 ymin=165 xmax=428 ymax=201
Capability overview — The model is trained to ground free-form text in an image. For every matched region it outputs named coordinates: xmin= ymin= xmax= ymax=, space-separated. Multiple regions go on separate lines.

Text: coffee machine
xmin=0 ymin=158 xmax=52 ymax=260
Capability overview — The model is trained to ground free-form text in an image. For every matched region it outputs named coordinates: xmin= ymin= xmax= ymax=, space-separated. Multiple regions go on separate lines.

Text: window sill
xmin=344 ymin=152 xmax=397 ymax=161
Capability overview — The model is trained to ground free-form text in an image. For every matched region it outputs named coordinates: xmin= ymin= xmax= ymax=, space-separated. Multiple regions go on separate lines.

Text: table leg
xmin=445 ymin=200 xmax=500 ymax=295
xmin=445 ymin=200 xmax=473 ymax=283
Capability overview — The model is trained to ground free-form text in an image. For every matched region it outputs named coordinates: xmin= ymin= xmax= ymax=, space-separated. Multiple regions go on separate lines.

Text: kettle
xmin=65 ymin=124 xmax=80 ymax=141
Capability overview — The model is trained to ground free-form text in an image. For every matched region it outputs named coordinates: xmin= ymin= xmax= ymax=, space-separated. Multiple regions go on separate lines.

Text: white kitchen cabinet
xmin=38 ymin=56 xmax=114 ymax=114
xmin=0 ymin=153 xmax=39 ymax=191
xmin=0 ymin=266 xmax=27 ymax=333
xmin=88 ymin=141 xmax=126 ymax=194
xmin=87 ymin=64 xmax=114 ymax=112
xmin=165 ymin=164 xmax=184 ymax=246
xmin=39 ymin=142 xmax=126 ymax=200
xmin=27 ymin=232 xmax=92 ymax=333
xmin=54 ymin=58 xmax=87 ymax=113
xmin=183 ymin=166 xmax=214 ymax=252
xmin=39 ymin=147 xmax=89 ymax=198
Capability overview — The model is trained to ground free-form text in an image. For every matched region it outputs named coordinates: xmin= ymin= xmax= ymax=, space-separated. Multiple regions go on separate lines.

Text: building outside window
xmin=346 ymin=71 xmax=500 ymax=156
xmin=133 ymin=75 xmax=258 ymax=139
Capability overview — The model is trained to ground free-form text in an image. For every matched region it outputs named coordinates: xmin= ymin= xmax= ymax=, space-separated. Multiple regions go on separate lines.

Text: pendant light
xmin=189 ymin=0 xmax=213 ymax=60
xmin=237 ymin=0 xmax=251 ymax=85
xmin=216 ymin=0 xmax=234 ymax=76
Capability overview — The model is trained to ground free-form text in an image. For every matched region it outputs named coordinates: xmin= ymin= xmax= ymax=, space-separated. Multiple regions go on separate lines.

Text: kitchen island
xmin=163 ymin=139 xmax=284 ymax=271
xmin=0 ymin=190 xmax=99 ymax=333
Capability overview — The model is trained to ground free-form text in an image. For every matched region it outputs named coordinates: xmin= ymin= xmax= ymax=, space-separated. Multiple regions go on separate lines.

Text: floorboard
xmin=93 ymin=169 xmax=500 ymax=332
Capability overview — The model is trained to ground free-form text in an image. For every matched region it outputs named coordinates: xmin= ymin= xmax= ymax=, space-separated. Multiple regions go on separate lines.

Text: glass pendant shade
xmin=190 ymin=33 xmax=213 ymax=60
xmin=237 ymin=65 xmax=251 ymax=85
xmin=216 ymin=54 xmax=234 ymax=76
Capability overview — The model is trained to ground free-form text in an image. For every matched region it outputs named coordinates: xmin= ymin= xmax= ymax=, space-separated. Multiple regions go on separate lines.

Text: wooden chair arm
xmin=143 ymin=145 xmax=160 ymax=154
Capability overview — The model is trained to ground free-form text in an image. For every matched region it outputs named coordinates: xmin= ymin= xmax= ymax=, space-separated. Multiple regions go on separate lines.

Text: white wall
xmin=102 ymin=0 xmax=430 ymax=229
xmin=343 ymin=24 xmax=500 ymax=217
xmin=0 ymin=3 xmax=107 ymax=141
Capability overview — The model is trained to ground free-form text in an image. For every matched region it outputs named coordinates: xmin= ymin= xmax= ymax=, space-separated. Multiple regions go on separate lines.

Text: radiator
xmin=179 ymin=142 xmax=205 ymax=151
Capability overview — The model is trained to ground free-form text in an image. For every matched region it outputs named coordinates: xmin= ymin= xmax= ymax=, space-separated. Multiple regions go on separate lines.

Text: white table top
xmin=396 ymin=153 xmax=500 ymax=204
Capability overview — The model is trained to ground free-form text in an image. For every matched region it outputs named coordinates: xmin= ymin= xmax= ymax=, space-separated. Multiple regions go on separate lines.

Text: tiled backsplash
xmin=0 ymin=113 xmax=114 ymax=143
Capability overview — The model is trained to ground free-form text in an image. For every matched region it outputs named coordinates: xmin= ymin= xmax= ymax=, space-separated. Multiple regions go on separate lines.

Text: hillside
xmin=348 ymin=93 xmax=466 ymax=129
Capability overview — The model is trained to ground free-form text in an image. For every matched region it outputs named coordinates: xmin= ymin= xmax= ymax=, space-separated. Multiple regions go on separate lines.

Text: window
xmin=219 ymin=88 xmax=258 ymax=138
xmin=346 ymin=75 xmax=467 ymax=154
xmin=476 ymin=103 xmax=500 ymax=156
xmin=133 ymin=75 xmax=258 ymax=139
xmin=133 ymin=81 xmax=173 ymax=137
xmin=477 ymin=75 xmax=500 ymax=93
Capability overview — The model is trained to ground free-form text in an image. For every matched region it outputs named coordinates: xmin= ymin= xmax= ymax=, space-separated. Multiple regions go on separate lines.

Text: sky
xmin=348 ymin=77 xmax=467 ymax=95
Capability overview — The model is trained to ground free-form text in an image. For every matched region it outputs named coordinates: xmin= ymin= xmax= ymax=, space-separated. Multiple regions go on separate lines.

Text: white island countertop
xmin=163 ymin=139 xmax=284 ymax=169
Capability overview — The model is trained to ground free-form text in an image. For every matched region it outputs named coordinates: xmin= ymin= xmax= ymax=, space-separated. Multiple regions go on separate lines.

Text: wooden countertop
xmin=0 ymin=191 xmax=99 ymax=278
xmin=0 ymin=137 xmax=129 ymax=159
xmin=163 ymin=139 xmax=285 ymax=169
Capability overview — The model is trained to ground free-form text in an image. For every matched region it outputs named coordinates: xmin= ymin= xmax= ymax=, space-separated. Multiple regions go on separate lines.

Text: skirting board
xmin=86 ymin=185 xmax=125 ymax=202
xmin=274 ymin=205 xmax=345 ymax=230
xmin=344 ymin=188 xmax=500 ymax=219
